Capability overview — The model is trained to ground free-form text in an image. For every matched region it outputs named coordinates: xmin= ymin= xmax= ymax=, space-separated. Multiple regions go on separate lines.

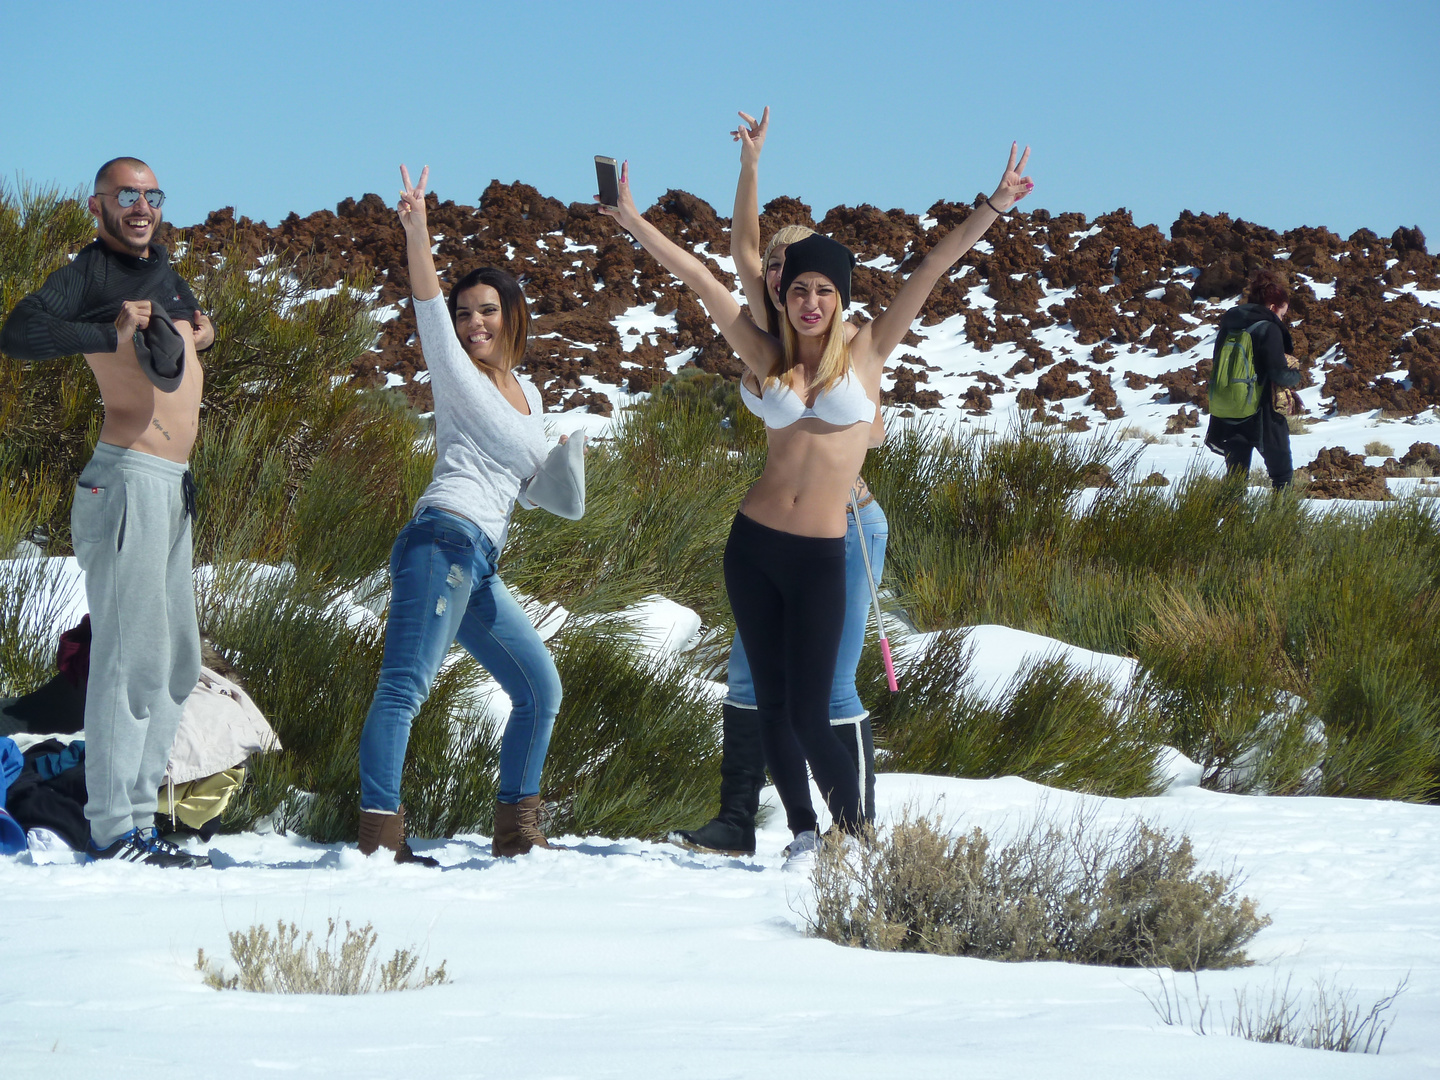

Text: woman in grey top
xmin=357 ymin=165 xmax=563 ymax=863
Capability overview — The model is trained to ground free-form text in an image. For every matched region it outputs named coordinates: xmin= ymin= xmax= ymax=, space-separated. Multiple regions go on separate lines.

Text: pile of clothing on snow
xmin=0 ymin=617 xmax=280 ymax=857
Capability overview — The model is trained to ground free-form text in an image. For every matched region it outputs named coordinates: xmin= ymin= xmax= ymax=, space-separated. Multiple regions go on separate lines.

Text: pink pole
xmin=879 ymin=637 xmax=899 ymax=693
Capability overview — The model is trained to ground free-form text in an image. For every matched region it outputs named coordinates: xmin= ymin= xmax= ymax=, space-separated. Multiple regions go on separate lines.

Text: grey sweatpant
xmin=72 ymin=443 xmax=200 ymax=847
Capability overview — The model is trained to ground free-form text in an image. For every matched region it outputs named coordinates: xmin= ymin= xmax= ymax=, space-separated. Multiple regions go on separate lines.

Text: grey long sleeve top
xmin=410 ymin=293 xmax=547 ymax=553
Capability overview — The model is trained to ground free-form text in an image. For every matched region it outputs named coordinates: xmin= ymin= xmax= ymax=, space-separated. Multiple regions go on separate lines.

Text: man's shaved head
xmin=95 ymin=157 xmax=152 ymax=193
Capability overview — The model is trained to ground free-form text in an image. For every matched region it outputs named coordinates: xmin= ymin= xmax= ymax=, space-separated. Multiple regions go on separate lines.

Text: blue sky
xmin=3 ymin=0 xmax=1437 ymax=243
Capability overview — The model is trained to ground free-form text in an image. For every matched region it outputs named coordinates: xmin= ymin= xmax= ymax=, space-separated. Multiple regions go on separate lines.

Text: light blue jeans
xmin=724 ymin=499 xmax=887 ymax=721
xmin=359 ymin=507 xmax=561 ymax=812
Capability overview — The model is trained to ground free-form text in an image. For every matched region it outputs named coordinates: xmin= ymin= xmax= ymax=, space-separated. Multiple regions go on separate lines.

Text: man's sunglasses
xmin=100 ymin=187 xmax=165 ymax=209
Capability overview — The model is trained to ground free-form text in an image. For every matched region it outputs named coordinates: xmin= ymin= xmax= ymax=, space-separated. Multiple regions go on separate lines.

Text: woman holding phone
xmin=601 ymin=140 xmax=1033 ymax=860
xmin=672 ymin=110 xmax=889 ymax=861
xmin=356 ymin=165 xmax=567 ymax=864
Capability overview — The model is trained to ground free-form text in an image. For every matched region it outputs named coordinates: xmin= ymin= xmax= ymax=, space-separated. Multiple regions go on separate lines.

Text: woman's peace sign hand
xmin=731 ymin=107 xmax=770 ymax=166
xmin=397 ymin=164 xmax=430 ymax=237
xmin=989 ymin=143 xmax=1033 ymax=213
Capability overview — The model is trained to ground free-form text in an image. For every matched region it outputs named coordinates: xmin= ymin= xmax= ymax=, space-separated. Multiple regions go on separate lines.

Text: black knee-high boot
xmin=833 ymin=718 xmax=877 ymax=823
xmin=671 ymin=704 xmax=766 ymax=855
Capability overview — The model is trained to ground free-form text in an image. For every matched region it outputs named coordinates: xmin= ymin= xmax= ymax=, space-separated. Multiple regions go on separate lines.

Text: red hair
xmin=1246 ymin=269 xmax=1289 ymax=309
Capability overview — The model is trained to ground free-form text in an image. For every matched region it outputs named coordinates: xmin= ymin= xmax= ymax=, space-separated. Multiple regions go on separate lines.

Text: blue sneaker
xmin=138 ymin=826 xmax=211 ymax=868
xmin=86 ymin=828 xmax=150 ymax=864
xmin=87 ymin=826 xmax=209 ymax=868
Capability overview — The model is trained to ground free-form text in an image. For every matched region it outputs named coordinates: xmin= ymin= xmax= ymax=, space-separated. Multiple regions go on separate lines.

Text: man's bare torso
xmin=84 ymin=323 xmax=203 ymax=462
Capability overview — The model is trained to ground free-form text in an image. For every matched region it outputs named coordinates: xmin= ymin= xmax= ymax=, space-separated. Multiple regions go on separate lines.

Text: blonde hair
xmin=774 ymin=291 xmax=852 ymax=397
xmin=760 ymin=225 xmax=816 ymax=338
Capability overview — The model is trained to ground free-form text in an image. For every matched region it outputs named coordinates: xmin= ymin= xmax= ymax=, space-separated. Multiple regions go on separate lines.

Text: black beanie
xmin=131 ymin=307 xmax=186 ymax=393
xmin=778 ymin=233 xmax=856 ymax=312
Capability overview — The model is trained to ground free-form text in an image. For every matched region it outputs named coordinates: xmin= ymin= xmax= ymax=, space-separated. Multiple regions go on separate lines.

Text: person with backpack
xmin=1203 ymin=269 xmax=1303 ymax=489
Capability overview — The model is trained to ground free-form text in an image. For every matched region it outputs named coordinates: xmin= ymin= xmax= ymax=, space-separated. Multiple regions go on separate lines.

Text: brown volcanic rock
xmin=645 ymin=189 xmax=730 ymax=255
xmin=1124 ymin=370 xmax=1153 ymax=390
xmin=988 ymin=272 xmax=1043 ymax=315
xmin=1301 ymin=446 xmax=1392 ymax=500
xmin=883 ymin=366 xmax=942 ymax=409
xmin=758 ymin=196 xmax=817 ymax=240
xmin=1165 ymin=408 xmax=1200 ymax=434
xmin=960 ymin=385 xmax=992 ymax=414
xmin=1155 ymin=364 xmax=1209 ymax=410
xmin=153 ymin=183 xmax=1440 ymax=420
xmin=1399 ymin=327 xmax=1440 ymax=398
xmin=1085 ymin=371 xmax=1124 ymax=418
xmin=1092 ymin=209 xmax=1171 ymax=296
xmin=1172 ymin=210 xmax=1281 ymax=299
xmin=1053 ymin=285 xmax=1116 ymax=345
xmin=1035 ymin=359 xmax=1086 ymax=400
xmin=1399 ymin=442 xmax=1440 ymax=472
xmin=852 ymin=264 xmax=903 ymax=314
xmin=819 ymin=203 xmax=920 ymax=263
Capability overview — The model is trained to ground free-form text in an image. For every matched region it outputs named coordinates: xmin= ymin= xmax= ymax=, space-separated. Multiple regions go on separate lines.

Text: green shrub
xmin=807 ymin=809 xmax=1269 ymax=970
xmin=1148 ymin=971 xmax=1407 ymax=1054
xmin=197 ymin=918 xmax=448 ymax=994
xmin=541 ymin=621 xmax=721 ymax=839
xmin=285 ymin=392 xmax=432 ymax=586
xmin=1134 ymin=588 xmax=1321 ymax=793
xmin=0 ymin=552 xmax=80 ymax=697
xmin=503 ymin=381 xmax=764 ymax=627
xmin=875 ymin=630 xmax=1161 ymax=798
xmin=203 ymin=573 xmax=483 ymax=841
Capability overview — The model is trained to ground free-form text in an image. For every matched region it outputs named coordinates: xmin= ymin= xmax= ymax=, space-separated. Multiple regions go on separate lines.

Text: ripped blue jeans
xmin=358 ymin=507 xmax=561 ymax=812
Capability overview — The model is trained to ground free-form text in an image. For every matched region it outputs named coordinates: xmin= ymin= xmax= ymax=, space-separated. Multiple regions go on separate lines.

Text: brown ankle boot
xmin=492 ymin=795 xmax=555 ymax=857
xmin=358 ymin=806 xmax=439 ymax=867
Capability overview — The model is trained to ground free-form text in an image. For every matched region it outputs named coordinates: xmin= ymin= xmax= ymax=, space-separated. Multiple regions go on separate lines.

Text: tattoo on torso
xmin=152 ymin=418 xmax=171 ymax=441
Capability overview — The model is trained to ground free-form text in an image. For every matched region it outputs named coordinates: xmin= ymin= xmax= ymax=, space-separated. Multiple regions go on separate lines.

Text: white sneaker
xmin=781 ymin=830 xmax=820 ymax=872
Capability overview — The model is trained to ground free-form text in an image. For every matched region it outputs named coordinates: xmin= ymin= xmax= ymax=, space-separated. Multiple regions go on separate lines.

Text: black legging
xmin=723 ymin=511 xmax=861 ymax=835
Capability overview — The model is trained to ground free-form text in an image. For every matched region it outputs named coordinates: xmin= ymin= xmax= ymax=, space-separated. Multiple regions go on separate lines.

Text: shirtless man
xmin=1 ymin=157 xmax=212 ymax=867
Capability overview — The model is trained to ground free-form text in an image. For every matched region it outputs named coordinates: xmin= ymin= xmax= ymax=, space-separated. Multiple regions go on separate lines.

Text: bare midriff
xmin=83 ymin=326 xmax=204 ymax=462
xmin=739 ymin=418 xmax=874 ymax=538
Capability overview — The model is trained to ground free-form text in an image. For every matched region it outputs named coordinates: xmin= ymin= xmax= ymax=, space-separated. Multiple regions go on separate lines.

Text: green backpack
xmin=1208 ymin=321 xmax=1267 ymax=419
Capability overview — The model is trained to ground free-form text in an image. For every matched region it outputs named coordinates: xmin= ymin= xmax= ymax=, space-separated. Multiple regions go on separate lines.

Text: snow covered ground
xmin=3 ymin=615 xmax=1438 ymax=1076
xmin=5 ymin=277 xmax=1440 ymax=1074
xmin=2 ymin=767 xmax=1437 ymax=1078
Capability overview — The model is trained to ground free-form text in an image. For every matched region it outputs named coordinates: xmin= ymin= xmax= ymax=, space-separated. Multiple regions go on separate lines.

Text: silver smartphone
xmin=595 ymin=156 xmax=620 ymax=207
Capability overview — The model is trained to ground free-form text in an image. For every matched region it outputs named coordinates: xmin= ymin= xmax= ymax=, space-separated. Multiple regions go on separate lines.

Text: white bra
xmin=739 ymin=372 xmax=876 ymax=429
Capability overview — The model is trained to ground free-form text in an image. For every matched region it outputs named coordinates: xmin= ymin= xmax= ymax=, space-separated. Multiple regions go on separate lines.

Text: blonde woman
xmin=601 ymin=143 xmax=1032 ymax=857
xmin=675 ymin=111 xmax=886 ymax=860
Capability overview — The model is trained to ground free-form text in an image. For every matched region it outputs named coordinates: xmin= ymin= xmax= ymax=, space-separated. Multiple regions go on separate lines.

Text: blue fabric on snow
xmin=0 ymin=808 xmax=23 ymax=854
xmin=31 ymin=740 xmax=85 ymax=781
xmin=0 ymin=739 xmax=25 ymax=853
xmin=0 ymin=737 xmax=22 ymax=804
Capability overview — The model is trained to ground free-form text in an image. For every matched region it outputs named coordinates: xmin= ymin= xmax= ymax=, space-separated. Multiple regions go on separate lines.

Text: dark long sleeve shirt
xmin=1213 ymin=302 xmax=1301 ymax=390
xmin=0 ymin=241 xmax=202 ymax=361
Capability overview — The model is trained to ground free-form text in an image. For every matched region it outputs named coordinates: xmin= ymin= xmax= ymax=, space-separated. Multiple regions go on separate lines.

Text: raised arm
xmin=861 ymin=144 xmax=1033 ymax=368
xmin=730 ymin=107 xmax=769 ymax=321
xmin=599 ymin=161 xmax=780 ymax=381
xmin=396 ymin=165 xmax=441 ymax=302
xmin=0 ymin=256 xmax=116 ymax=360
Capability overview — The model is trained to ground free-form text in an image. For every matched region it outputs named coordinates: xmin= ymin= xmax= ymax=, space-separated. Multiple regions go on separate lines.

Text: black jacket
xmin=1213 ymin=302 xmax=1300 ymax=392
xmin=0 ymin=240 xmax=202 ymax=361
xmin=1205 ymin=303 xmax=1300 ymax=456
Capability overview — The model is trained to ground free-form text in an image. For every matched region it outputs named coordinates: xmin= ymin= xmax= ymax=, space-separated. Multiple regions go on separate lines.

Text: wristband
xmin=985 ymin=196 xmax=1008 ymax=216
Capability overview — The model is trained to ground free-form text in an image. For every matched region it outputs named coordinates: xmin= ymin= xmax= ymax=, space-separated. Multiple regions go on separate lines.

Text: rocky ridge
xmin=158 ymin=184 xmax=1440 ymax=438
